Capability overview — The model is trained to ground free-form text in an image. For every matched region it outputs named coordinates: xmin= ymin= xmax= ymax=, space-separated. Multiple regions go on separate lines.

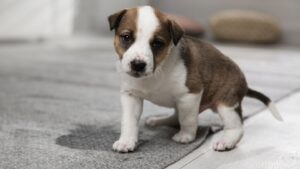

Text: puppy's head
xmin=108 ymin=6 xmax=184 ymax=78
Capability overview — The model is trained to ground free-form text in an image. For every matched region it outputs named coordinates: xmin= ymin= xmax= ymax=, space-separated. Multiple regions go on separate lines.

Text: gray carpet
xmin=0 ymin=40 xmax=298 ymax=169
xmin=0 ymin=42 xmax=209 ymax=169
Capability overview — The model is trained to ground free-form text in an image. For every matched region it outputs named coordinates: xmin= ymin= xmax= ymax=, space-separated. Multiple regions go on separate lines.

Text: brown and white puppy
xmin=108 ymin=6 xmax=282 ymax=153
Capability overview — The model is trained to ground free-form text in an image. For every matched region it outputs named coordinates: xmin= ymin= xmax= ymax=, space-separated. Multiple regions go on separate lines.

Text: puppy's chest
xmin=126 ymin=76 xmax=188 ymax=108
xmin=122 ymin=53 xmax=190 ymax=108
xmin=143 ymin=82 xmax=177 ymax=107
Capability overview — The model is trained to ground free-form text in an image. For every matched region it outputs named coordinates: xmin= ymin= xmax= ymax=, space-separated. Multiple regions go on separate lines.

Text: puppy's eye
xmin=120 ymin=34 xmax=133 ymax=44
xmin=151 ymin=39 xmax=165 ymax=49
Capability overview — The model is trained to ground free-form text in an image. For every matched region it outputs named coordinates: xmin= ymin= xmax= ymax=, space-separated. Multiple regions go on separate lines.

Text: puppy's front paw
xmin=172 ymin=131 xmax=195 ymax=144
xmin=112 ymin=139 xmax=136 ymax=153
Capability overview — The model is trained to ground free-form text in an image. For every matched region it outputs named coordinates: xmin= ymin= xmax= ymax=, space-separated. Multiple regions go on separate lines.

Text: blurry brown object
xmin=169 ymin=14 xmax=204 ymax=37
xmin=210 ymin=10 xmax=281 ymax=43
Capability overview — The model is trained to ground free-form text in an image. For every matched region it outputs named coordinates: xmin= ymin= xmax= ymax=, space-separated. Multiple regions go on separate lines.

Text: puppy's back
xmin=180 ymin=36 xmax=248 ymax=109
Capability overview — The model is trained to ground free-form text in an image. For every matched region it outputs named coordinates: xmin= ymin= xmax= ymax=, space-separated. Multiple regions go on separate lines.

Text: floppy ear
xmin=108 ymin=9 xmax=127 ymax=30
xmin=168 ymin=20 xmax=184 ymax=45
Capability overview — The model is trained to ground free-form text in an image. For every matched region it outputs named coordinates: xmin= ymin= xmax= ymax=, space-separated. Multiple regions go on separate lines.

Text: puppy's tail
xmin=246 ymin=88 xmax=283 ymax=121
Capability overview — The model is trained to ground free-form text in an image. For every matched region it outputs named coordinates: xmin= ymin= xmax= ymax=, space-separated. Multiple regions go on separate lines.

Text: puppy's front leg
xmin=113 ymin=92 xmax=143 ymax=153
xmin=172 ymin=93 xmax=202 ymax=144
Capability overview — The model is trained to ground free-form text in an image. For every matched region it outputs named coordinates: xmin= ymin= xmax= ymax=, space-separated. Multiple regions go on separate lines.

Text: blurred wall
xmin=0 ymin=0 xmax=75 ymax=40
xmin=74 ymin=0 xmax=148 ymax=36
xmin=1 ymin=0 xmax=299 ymax=46
xmin=151 ymin=0 xmax=300 ymax=46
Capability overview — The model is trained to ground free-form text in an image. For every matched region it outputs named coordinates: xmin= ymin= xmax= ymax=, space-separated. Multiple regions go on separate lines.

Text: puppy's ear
xmin=108 ymin=9 xmax=127 ymax=30
xmin=168 ymin=20 xmax=184 ymax=45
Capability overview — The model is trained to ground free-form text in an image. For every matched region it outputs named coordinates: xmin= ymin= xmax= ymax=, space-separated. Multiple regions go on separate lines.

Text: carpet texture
xmin=0 ymin=40 xmax=298 ymax=169
xmin=0 ymin=43 xmax=210 ymax=169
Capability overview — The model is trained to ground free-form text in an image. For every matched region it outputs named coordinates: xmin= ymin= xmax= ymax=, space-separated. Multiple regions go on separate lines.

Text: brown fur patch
xmin=180 ymin=36 xmax=248 ymax=112
xmin=152 ymin=9 xmax=184 ymax=68
xmin=112 ymin=8 xmax=138 ymax=59
xmin=152 ymin=9 xmax=173 ymax=67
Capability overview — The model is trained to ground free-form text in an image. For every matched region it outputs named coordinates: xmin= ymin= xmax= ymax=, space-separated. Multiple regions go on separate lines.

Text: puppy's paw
xmin=145 ymin=116 xmax=159 ymax=127
xmin=112 ymin=139 xmax=136 ymax=153
xmin=213 ymin=128 xmax=243 ymax=151
xmin=213 ymin=139 xmax=236 ymax=151
xmin=172 ymin=131 xmax=195 ymax=144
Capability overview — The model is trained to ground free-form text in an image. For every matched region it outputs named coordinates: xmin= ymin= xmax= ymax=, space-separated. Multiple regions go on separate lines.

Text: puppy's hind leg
xmin=145 ymin=112 xmax=179 ymax=127
xmin=213 ymin=103 xmax=243 ymax=151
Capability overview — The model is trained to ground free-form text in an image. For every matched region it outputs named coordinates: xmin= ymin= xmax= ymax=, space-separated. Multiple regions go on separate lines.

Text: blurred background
xmin=0 ymin=0 xmax=299 ymax=46
xmin=1 ymin=1 xmax=300 ymax=169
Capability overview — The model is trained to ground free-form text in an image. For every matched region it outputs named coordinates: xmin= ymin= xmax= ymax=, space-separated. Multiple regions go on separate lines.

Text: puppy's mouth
xmin=127 ymin=71 xmax=150 ymax=78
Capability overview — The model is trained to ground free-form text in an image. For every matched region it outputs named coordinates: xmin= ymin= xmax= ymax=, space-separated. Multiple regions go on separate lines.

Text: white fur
xmin=121 ymin=6 xmax=159 ymax=76
xmin=112 ymin=92 xmax=143 ymax=152
xmin=268 ymin=102 xmax=283 ymax=121
xmin=172 ymin=92 xmax=203 ymax=143
xmin=213 ymin=104 xmax=243 ymax=151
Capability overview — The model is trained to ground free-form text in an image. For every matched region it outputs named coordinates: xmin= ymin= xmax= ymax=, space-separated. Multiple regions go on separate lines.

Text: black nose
xmin=130 ymin=60 xmax=146 ymax=72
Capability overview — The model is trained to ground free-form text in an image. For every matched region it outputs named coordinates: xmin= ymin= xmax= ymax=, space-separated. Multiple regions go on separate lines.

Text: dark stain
xmin=55 ymin=123 xmax=162 ymax=152
xmin=56 ymin=123 xmax=209 ymax=153
xmin=56 ymin=124 xmax=119 ymax=151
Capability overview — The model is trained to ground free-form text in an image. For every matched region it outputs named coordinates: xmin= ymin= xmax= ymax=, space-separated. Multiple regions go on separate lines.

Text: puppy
xmin=108 ymin=6 xmax=282 ymax=153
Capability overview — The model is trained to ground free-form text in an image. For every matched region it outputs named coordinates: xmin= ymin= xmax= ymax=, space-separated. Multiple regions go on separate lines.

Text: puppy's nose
xmin=130 ymin=60 xmax=146 ymax=72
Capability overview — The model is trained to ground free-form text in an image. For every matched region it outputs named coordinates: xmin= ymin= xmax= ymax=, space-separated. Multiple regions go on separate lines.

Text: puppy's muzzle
xmin=130 ymin=60 xmax=146 ymax=72
xmin=128 ymin=60 xmax=148 ymax=78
